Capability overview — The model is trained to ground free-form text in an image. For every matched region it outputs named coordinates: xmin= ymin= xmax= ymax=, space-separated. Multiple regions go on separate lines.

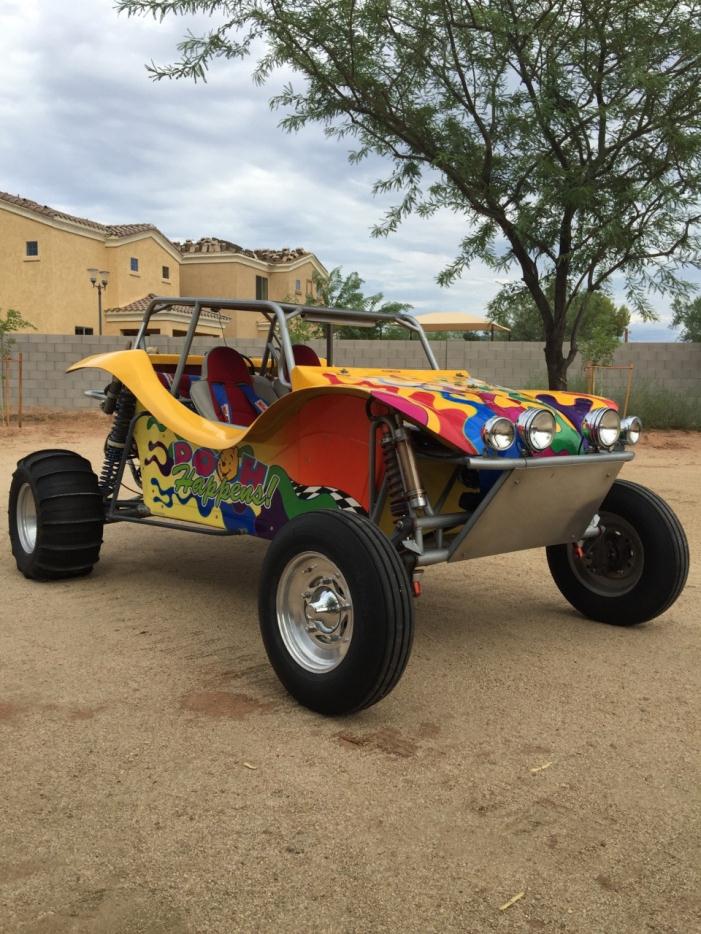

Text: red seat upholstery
xmin=292 ymin=344 xmax=321 ymax=367
xmin=155 ymin=371 xmax=193 ymax=398
xmin=156 ymin=371 xmax=173 ymax=392
xmin=205 ymin=346 xmax=261 ymax=426
xmin=279 ymin=344 xmax=321 ymax=384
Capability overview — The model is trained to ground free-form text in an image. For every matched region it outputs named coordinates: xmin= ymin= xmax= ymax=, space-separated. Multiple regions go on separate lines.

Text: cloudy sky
xmin=0 ymin=0 xmax=693 ymax=339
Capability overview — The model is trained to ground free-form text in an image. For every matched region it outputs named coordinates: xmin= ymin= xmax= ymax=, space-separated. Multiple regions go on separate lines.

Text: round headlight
xmin=582 ymin=407 xmax=621 ymax=450
xmin=620 ymin=415 xmax=642 ymax=445
xmin=482 ymin=416 xmax=515 ymax=452
xmin=517 ymin=408 xmax=556 ymax=452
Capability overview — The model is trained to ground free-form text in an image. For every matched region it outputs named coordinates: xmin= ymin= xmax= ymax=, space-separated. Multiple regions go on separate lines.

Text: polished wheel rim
xmin=276 ymin=551 xmax=354 ymax=673
xmin=569 ymin=511 xmax=644 ymax=597
xmin=16 ymin=483 xmax=38 ymax=554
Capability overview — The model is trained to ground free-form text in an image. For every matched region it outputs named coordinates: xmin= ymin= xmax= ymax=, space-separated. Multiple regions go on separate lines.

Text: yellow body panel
xmin=68 ymin=351 xmax=348 ymax=452
xmin=69 ymin=350 xmax=246 ymax=450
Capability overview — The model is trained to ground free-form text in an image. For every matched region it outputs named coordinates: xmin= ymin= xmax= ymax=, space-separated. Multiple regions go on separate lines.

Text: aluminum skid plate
xmin=449 ymin=457 xmax=627 ymax=562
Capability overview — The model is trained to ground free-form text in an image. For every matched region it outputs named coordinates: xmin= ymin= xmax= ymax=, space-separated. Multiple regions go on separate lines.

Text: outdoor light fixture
xmin=482 ymin=416 xmax=516 ymax=452
xmin=582 ymin=407 xmax=621 ymax=450
xmin=517 ymin=408 xmax=556 ymax=452
xmin=620 ymin=415 xmax=642 ymax=445
xmin=87 ymin=268 xmax=110 ymax=336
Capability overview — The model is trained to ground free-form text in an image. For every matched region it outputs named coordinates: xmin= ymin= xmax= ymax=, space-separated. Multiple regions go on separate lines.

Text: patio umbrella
xmin=416 ymin=311 xmax=510 ymax=339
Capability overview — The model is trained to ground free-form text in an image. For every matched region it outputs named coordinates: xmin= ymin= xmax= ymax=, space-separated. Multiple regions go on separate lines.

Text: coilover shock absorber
xmin=98 ymin=380 xmax=136 ymax=497
xmin=380 ymin=419 xmax=427 ymax=517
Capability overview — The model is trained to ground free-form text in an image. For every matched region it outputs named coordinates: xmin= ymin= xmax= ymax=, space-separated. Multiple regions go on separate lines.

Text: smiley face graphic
xmin=217 ymin=447 xmax=238 ymax=481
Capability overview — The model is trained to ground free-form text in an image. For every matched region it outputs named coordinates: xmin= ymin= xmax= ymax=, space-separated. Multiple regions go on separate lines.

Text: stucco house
xmin=0 ymin=192 xmax=327 ymax=337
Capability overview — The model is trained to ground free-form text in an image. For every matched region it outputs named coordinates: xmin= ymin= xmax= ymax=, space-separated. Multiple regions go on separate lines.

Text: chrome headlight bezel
xmin=582 ymin=407 xmax=621 ymax=450
xmin=620 ymin=415 xmax=642 ymax=445
xmin=481 ymin=415 xmax=516 ymax=452
xmin=516 ymin=408 xmax=556 ymax=452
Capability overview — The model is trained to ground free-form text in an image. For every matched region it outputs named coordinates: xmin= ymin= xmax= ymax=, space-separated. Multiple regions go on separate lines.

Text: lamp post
xmin=87 ymin=268 xmax=109 ymax=336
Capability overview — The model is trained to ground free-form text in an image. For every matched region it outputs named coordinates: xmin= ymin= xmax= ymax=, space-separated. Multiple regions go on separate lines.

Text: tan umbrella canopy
xmin=416 ymin=311 xmax=510 ymax=337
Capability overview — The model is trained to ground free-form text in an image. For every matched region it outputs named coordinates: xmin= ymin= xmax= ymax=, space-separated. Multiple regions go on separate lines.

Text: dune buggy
xmin=8 ymin=297 xmax=689 ymax=714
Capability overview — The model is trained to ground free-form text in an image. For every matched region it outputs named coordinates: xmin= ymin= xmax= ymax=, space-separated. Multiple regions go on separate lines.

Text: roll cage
xmin=134 ymin=296 xmax=439 ymax=395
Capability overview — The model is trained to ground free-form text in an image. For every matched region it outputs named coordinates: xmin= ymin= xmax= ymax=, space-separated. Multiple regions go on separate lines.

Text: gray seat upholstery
xmin=252 ymin=374 xmax=278 ymax=407
xmin=190 ymin=378 xmax=217 ymax=420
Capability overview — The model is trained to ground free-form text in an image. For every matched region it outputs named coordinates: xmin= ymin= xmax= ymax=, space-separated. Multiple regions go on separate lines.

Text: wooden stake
xmin=18 ymin=353 xmax=23 ymax=428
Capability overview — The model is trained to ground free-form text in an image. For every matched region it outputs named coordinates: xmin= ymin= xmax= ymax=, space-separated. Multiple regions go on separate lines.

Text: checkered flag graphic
xmin=292 ymin=483 xmax=366 ymax=515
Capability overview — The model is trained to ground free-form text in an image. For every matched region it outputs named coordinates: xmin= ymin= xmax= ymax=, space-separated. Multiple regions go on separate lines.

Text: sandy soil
xmin=0 ymin=418 xmax=698 ymax=933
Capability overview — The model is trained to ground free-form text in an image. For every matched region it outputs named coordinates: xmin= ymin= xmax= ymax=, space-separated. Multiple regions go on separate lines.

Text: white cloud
xmin=0 ymin=0 xmax=694 ymax=340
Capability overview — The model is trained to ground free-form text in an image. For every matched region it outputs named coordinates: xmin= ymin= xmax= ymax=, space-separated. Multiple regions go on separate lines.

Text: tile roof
xmin=105 ymin=294 xmax=230 ymax=322
xmin=0 ymin=192 xmax=313 ymax=263
xmin=177 ymin=236 xmax=309 ymax=264
xmin=0 ymin=191 xmax=161 ymax=239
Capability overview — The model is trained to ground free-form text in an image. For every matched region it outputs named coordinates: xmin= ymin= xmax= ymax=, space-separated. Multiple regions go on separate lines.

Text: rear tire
xmin=547 ymin=480 xmax=689 ymax=626
xmin=8 ymin=449 xmax=104 ymax=580
xmin=259 ymin=510 xmax=414 ymax=715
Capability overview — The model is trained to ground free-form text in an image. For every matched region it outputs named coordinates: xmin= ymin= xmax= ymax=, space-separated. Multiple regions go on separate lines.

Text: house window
xmin=295 ymin=278 xmax=301 ymax=293
xmin=306 ymin=278 xmax=313 ymax=297
xmin=75 ymin=326 xmax=94 ymax=335
xmin=255 ymin=275 xmax=268 ymax=300
xmin=26 ymin=240 xmax=39 ymax=257
xmin=130 ymin=257 xmax=139 ymax=273
xmin=162 ymin=265 xmax=170 ymax=280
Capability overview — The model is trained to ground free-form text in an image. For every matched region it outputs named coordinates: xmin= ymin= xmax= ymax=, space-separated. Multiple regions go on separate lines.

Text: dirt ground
xmin=0 ymin=417 xmax=698 ymax=934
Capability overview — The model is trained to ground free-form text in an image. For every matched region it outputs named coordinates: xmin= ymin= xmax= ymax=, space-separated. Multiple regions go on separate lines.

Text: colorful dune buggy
xmin=8 ymin=298 xmax=689 ymax=714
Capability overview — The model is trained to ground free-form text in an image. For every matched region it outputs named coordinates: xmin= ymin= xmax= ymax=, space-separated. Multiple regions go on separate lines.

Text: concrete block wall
xmin=2 ymin=333 xmax=699 ymax=412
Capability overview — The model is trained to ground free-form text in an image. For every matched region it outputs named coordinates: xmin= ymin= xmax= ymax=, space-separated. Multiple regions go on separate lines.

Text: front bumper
xmin=446 ymin=451 xmax=633 ymax=562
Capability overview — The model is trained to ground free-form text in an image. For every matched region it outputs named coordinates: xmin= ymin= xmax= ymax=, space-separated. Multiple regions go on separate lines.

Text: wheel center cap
xmin=304 ymin=585 xmax=344 ymax=635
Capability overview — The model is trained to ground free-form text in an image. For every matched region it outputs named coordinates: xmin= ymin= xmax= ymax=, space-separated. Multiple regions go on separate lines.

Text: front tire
xmin=9 ymin=450 xmax=104 ymax=580
xmin=547 ymin=479 xmax=689 ymax=626
xmin=259 ymin=511 xmax=414 ymax=715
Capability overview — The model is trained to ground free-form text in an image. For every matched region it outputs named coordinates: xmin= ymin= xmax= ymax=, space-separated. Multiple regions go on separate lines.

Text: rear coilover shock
xmin=98 ymin=380 xmax=136 ymax=497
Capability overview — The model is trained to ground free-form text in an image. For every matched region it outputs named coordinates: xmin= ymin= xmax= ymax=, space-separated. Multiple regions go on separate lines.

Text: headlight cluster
xmin=481 ymin=406 xmax=642 ymax=454
xmin=482 ymin=409 xmax=556 ymax=453
xmin=582 ymin=408 xmax=642 ymax=449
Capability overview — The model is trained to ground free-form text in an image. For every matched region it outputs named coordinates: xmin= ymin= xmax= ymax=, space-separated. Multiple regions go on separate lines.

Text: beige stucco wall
xmin=0 ymin=209 xmax=106 ymax=333
xmin=2 ymin=201 xmax=326 ymax=339
xmin=0 ymin=205 xmax=181 ymax=334
xmin=268 ymin=259 xmax=318 ymax=302
xmin=179 ymin=255 xmax=323 ymax=338
xmin=106 ymin=237 xmax=180 ymax=308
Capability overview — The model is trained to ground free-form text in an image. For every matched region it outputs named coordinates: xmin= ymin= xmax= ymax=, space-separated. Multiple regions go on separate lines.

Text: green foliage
xmin=523 ymin=371 xmax=700 ymax=429
xmin=0 ymin=308 xmax=35 ymax=423
xmin=625 ymin=385 xmax=701 ymax=430
xmin=425 ymin=329 xmax=484 ymax=342
xmin=302 ymin=267 xmax=412 ymax=340
xmin=287 ymin=316 xmax=322 ymax=344
xmin=119 ymin=0 xmax=701 ymax=388
xmin=671 ymin=295 xmax=701 ymax=342
xmin=0 ymin=307 xmax=35 ymax=361
xmin=488 ymin=288 xmax=630 ymax=363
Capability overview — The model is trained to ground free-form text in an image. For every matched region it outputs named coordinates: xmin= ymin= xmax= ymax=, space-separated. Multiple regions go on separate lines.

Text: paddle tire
xmin=8 ymin=449 xmax=104 ymax=581
xmin=547 ymin=480 xmax=689 ymax=626
xmin=259 ymin=510 xmax=414 ymax=715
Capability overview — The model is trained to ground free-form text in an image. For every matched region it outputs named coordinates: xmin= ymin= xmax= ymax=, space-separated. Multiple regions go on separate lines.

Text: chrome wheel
xmin=276 ymin=551 xmax=354 ymax=673
xmin=16 ymin=483 xmax=38 ymax=554
xmin=569 ymin=512 xmax=644 ymax=597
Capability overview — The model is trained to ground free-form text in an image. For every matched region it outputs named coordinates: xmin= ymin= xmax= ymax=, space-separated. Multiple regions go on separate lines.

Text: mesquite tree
xmin=119 ymin=0 xmax=701 ymax=388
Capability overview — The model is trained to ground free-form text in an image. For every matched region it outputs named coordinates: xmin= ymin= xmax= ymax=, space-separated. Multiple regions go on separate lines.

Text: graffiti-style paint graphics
xmin=292 ymin=366 xmax=615 ymax=457
xmin=135 ymin=415 xmax=364 ymax=536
